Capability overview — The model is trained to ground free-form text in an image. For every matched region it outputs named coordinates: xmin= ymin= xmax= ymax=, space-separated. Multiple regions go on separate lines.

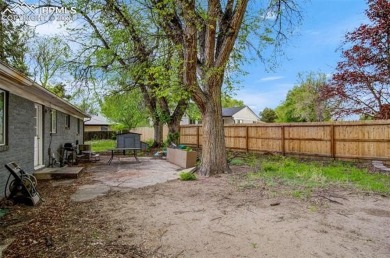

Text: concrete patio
xmin=69 ymin=156 xmax=184 ymax=202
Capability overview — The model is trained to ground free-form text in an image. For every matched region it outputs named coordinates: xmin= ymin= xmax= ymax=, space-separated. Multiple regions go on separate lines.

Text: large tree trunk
xmin=167 ymin=121 xmax=180 ymax=144
xmin=152 ymin=119 xmax=164 ymax=147
xmin=199 ymin=107 xmax=230 ymax=176
xmin=198 ymin=83 xmax=230 ymax=176
xmin=167 ymin=122 xmax=180 ymax=135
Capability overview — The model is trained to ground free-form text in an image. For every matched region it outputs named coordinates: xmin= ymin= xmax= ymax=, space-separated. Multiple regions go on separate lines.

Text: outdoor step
xmin=33 ymin=166 xmax=84 ymax=180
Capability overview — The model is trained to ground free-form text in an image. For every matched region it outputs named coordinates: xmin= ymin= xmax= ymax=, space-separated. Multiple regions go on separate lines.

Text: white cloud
xmin=31 ymin=20 xmax=69 ymax=36
xmin=236 ymin=83 xmax=294 ymax=115
xmin=258 ymin=76 xmax=283 ymax=82
xmin=262 ymin=11 xmax=277 ymax=20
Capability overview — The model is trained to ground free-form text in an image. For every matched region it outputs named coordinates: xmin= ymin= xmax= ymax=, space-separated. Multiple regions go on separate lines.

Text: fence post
xmin=281 ymin=126 xmax=285 ymax=156
xmin=246 ymin=126 xmax=249 ymax=152
xmin=330 ymin=124 xmax=335 ymax=159
xmin=196 ymin=126 xmax=200 ymax=148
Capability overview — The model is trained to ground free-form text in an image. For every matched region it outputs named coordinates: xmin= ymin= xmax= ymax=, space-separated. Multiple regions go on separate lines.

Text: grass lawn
xmin=85 ymin=139 xmax=116 ymax=152
xmin=230 ymin=155 xmax=390 ymax=196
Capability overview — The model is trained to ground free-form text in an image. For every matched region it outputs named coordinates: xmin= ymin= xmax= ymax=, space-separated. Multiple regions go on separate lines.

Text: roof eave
xmin=0 ymin=62 xmax=90 ymax=119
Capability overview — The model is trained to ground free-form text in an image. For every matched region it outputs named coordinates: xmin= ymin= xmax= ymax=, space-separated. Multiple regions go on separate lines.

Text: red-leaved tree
xmin=322 ymin=0 xmax=390 ymax=119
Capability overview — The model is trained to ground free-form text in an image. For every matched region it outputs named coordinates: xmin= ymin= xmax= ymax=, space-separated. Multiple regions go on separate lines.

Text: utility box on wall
xmin=167 ymin=148 xmax=197 ymax=168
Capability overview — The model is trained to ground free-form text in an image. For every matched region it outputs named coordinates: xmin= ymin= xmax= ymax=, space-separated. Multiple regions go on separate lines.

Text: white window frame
xmin=77 ymin=119 xmax=81 ymax=134
xmin=51 ymin=109 xmax=57 ymax=133
xmin=0 ymin=89 xmax=6 ymax=146
xmin=65 ymin=114 xmax=70 ymax=129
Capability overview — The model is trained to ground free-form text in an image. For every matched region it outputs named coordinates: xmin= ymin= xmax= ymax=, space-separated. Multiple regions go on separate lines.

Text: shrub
xmin=184 ymin=147 xmax=193 ymax=152
xmin=179 ymin=171 xmax=197 ymax=181
xmin=144 ymin=139 xmax=155 ymax=151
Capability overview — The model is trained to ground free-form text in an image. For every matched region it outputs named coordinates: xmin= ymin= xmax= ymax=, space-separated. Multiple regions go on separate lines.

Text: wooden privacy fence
xmin=180 ymin=121 xmax=390 ymax=161
xmin=130 ymin=126 xmax=168 ymax=142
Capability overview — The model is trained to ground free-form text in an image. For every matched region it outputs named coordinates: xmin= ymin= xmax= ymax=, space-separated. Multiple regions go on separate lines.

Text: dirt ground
xmin=1 ymin=159 xmax=390 ymax=258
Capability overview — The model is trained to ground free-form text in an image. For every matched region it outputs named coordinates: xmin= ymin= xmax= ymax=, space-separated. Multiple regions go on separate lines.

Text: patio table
xmin=107 ymin=148 xmax=141 ymax=165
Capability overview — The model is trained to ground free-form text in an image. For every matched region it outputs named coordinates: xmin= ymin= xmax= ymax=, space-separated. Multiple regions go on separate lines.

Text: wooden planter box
xmin=167 ymin=148 xmax=197 ymax=168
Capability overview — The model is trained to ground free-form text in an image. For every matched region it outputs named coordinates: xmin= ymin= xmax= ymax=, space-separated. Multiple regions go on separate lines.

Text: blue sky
xmin=26 ymin=0 xmax=369 ymax=115
xmin=237 ymin=0 xmax=369 ymax=115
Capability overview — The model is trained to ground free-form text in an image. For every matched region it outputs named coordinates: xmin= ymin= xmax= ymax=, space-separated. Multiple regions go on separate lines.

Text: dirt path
xmin=1 ymin=164 xmax=390 ymax=257
xmin=97 ymin=175 xmax=390 ymax=258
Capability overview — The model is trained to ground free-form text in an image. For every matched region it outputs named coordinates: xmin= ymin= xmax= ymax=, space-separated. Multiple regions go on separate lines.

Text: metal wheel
xmin=8 ymin=176 xmax=37 ymax=194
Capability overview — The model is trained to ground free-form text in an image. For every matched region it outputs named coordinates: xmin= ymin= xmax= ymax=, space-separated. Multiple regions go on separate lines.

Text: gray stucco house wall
xmin=0 ymin=62 xmax=88 ymax=199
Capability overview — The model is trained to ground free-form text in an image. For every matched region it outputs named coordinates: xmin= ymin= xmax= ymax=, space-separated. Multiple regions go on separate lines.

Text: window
xmin=51 ymin=110 xmax=57 ymax=133
xmin=0 ymin=90 xmax=6 ymax=145
xmin=65 ymin=114 xmax=70 ymax=129
xmin=77 ymin=119 xmax=81 ymax=134
xmin=101 ymin=126 xmax=108 ymax=131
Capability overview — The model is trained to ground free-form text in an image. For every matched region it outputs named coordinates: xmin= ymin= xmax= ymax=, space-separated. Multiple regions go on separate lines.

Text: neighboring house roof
xmin=0 ymin=62 xmax=89 ymax=119
xmin=222 ymin=106 xmax=246 ymax=117
xmin=84 ymin=115 xmax=113 ymax=126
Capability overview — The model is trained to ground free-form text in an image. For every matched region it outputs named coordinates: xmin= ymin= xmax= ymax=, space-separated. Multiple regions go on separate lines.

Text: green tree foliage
xmin=27 ymin=36 xmax=74 ymax=100
xmin=28 ymin=36 xmax=71 ymax=88
xmin=185 ymin=102 xmax=202 ymax=122
xmin=77 ymin=98 xmax=99 ymax=116
xmin=101 ymin=90 xmax=149 ymax=131
xmin=0 ymin=0 xmax=30 ymax=74
xmin=64 ymin=0 xmax=189 ymax=146
xmin=275 ymin=73 xmax=332 ymax=122
xmin=221 ymin=95 xmax=245 ymax=108
xmin=48 ymin=83 xmax=72 ymax=101
xmin=186 ymin=95 xmax=244 ymax=122
xmin=259 ymin=107 xmax=277 ymax=122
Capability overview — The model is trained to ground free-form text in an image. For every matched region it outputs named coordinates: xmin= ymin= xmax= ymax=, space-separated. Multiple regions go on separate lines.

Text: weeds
xmin=240 ymin=155 xmax=390 ymax=195
xmin=179 ymin=172 xmax=197 ymax=181
xmin=85 ymin=140 xmax=116 ymax=152
xmin=229 ymin=158 xmax=246 ymax=166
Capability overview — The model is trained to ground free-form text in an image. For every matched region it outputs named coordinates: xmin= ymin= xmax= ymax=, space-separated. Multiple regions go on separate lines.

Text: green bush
xmin=179 ymin=171 xmax=197 ymax=181
xmin=167 ymin=132 xmax=180 ymax=145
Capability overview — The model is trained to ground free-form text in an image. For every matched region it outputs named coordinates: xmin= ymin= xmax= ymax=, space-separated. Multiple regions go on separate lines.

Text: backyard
xmin=0 ymin=154 xmax=389 ymax=257
xmin=85 ymin=140 xmax=116 ymax=153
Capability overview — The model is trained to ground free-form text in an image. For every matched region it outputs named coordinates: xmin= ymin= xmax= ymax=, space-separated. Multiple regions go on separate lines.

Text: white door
xmin=34 ymin=104 xmax=44 ymax=169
